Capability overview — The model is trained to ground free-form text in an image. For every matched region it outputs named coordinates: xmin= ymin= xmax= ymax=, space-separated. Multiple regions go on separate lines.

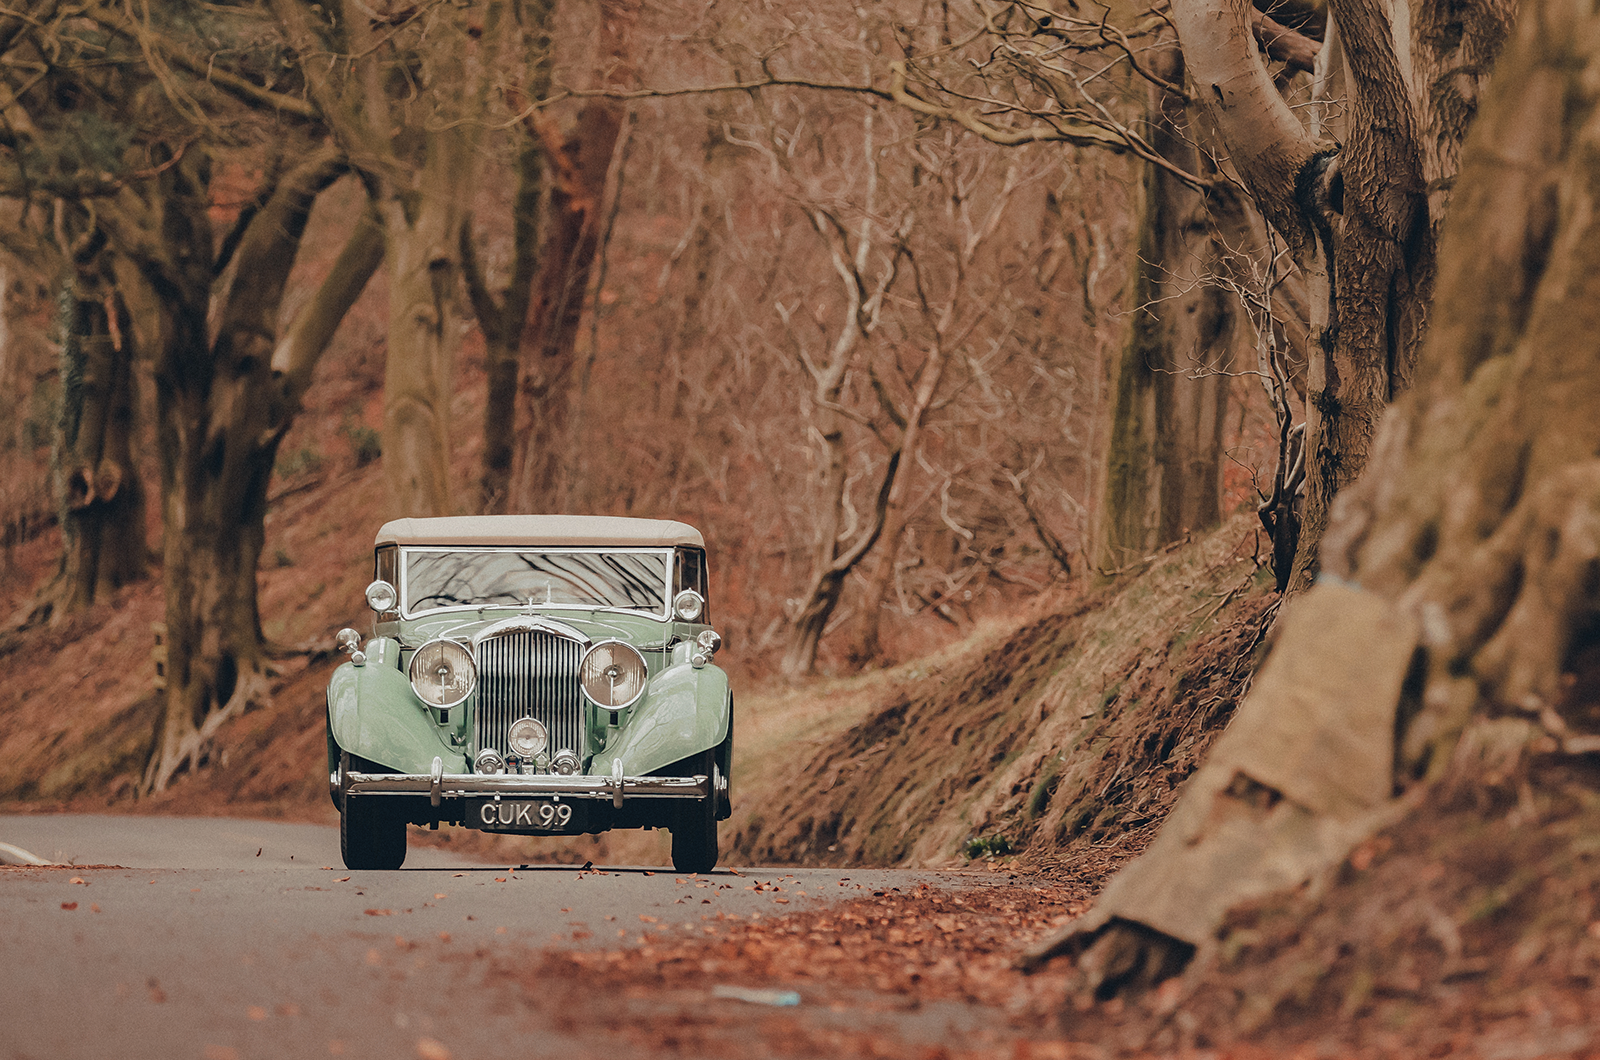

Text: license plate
xmin=475 ymin=799 xmax=576 ymax=831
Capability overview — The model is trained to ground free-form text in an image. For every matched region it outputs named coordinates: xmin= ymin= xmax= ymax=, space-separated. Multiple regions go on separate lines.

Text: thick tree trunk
xmin=1172 ymin=0 xmax=1511 ymax=591
xmin=510 ymin=105 xmax=626 ymax=512
xmin=1320 ymin=0 xmax=1600 ymax=761
xmin=507 ymin=0 xmax=636 ymax=513
xmin=52 ymin=276 xmax=144 ymax=614
xmin=381 ymin=192 xmax=465 ymax=519
xmin=1093 ymin=59 xmax=1240 ymax=574
xmin=116 ymin=149 xmax=380 ymax=792
xmin=473 ymin=0 xmax=555 ymax=514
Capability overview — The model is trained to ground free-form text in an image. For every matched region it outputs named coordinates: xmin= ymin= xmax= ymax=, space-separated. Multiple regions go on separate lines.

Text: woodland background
xmin=17 ymin=0 xmax=1600 ymax=1053
xmin=0 ymin=0 xmax=1294 ymax=790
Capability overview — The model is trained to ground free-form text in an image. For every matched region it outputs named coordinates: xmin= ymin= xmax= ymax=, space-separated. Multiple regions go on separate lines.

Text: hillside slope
xmin=727 ymin=514 xmax=1275 ymax=870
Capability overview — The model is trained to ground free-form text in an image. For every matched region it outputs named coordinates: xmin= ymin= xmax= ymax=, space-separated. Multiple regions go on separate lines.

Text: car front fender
xmin=599 ymin=661 xmax=729 ymax=777
xmin=327 ymin=639 xmax=464 ymax=775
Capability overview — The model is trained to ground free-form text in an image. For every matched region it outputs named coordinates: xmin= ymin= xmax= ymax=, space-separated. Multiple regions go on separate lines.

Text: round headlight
xmin=551 ymin=749 xmax=580 ymax=776
xmin=366 ymin=579 xmax=398 ymax=613
xmin=507 ymin=717 xmax=549 ymax=759
xmin=579 ymin=640 xmax=648 ymax=710
xmin=672 ymin=589 xmax=705 ymax=622
xmin=475 ymin=748 xmax=505 ymax=775
xmin=408 ymin=639 xmax=477 ymax=707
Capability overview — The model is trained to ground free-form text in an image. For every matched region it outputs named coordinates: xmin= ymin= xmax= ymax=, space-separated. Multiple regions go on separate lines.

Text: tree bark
xmin=1170 ymin=0 xmax=1512 ymax=589
xmin=509 ymin=102 xmax=625 ymax=512
xmin=1320 ymin=0 xmax=1600 ymax=762
xmin=52 ymin=273 xmax=145 ymax=614
xmin=509 ymin=0 xmax=637 ymax=513
xmin=1093 ymin=51 xmax=1241 ymax=574
xmin=273 ymin=0 xmax=504 ymax=519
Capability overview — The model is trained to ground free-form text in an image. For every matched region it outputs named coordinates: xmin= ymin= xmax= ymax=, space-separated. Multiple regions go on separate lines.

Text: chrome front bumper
xmin=342 ymin=756 xmax=708 ymax=810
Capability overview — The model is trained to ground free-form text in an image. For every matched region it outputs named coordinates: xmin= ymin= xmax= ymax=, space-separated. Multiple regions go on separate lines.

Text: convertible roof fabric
xmin=376 ymin=515 xmax=705 ymax=549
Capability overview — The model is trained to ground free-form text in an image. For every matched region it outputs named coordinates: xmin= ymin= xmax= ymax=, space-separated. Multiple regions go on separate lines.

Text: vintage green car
xmin=327 ymin=515 xmax=731 ymax=872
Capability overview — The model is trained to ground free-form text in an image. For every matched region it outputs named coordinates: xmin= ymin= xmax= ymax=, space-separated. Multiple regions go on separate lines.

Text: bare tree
xmin=0 ymin=4 xmax=385 ymax=788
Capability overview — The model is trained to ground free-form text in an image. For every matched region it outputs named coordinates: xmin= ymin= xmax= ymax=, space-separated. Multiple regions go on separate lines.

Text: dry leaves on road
xmin=507 ymin=878 xmax=1091 ymax=1060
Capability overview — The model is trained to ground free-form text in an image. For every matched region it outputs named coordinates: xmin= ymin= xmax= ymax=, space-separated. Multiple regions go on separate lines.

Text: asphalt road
xmin=0 ymin=815 xmax=973 ymax=1060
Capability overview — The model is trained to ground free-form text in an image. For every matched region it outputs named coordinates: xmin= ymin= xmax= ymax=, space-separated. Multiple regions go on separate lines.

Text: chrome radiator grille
xmin=474 ymin=631 xmax=586 ymax=760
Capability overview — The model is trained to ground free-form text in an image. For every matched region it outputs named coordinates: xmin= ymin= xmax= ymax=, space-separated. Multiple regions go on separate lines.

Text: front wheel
xmin=670 ymin=750 xmax=719 ymax=874
xmin=341 ymin=795 xmax=407 ymax=870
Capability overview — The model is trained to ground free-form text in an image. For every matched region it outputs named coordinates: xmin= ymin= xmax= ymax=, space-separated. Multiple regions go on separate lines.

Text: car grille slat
xmin=475 ymin=631 xmax=585 ymax=764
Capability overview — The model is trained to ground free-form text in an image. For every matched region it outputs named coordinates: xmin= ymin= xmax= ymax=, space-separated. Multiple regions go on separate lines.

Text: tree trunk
xmin=1170 ymin=0 xmax=1512 ymax=591
xmin=780 ymin=448 xmax=902 ymax=679
xmin=1319 ymin=0 xmax=1600 ymax=762
xmin=52 ymin=272 xmax=145 ymax=615
xmin=1093 ymin=56 xmax=1240 ymax=574
xmin=381 ymin=191 xmax=465 ymax=519
xmin=471 ymin=0 xmax=555 ymax=515
xmin=510 ymin=106 xmax=627 ymax=512
xmin=507 ymin=0 xmax=636 ymax=513
xmin=115 ymin=148 xmax=381 ymax=792
xmin=854 ymin=340 xmax=950 ymax=665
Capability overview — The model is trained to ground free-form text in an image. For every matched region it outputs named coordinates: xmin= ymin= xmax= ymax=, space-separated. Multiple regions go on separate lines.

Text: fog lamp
xmin=507 ymin=717 xmax=549 ymax=759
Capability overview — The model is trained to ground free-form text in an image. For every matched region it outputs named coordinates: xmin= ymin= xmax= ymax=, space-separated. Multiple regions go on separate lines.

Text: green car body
xmin=326 ymin=515 xmax=731 ymax=872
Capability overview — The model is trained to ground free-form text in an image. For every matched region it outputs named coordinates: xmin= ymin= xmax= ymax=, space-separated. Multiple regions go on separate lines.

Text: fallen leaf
xmin=643 ymin=871 xmax=655 ymax=876
xmin=247 ymin=1005 xmax=267 ymax=1021
xmin=434 ymin=893 xmax=447 ymax=900
xmin=416 ymin=1037 xmax=452 ymax=1060
xmin=90 ymin=903 xmax=101 ymax=913
xmin=364 ymin=909 xmax=394 ymax=916
xmin=639 ymin=915 xmax=658 ymax=923
xmin=437 ymin=931 xmax=452 ymax=943
xmin=61 ymin=902 xmax=77 ymax=911
xmin=335 ymin=876 xmax=351 ymax=882
xmin=495 ymin=926 xmax=507 ymax=935
xmin=147 ymin=978 xmax=166 ymax=1003
xmin=255 ymin=848 xmax=262 ymax=857
xmin=70 ymin=877 xmax=87 ymax=885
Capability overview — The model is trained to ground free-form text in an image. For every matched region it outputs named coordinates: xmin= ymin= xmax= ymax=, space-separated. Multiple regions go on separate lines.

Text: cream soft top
xmin=375 ymin=515 xmax=705 ymax=549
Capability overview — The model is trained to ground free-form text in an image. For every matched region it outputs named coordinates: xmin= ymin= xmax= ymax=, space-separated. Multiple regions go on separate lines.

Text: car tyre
xmin=341 ymin=795 xmax=407 ymax=870
xmin=670 ymin=750 xmax=719 ymax=874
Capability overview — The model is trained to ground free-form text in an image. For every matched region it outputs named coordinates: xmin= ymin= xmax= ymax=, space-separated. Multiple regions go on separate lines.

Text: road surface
xmin=0 ymin=815 xmax=980 ymax=1060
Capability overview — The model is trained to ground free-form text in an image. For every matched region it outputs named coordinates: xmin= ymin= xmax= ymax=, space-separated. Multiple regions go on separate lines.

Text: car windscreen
xmin=402 ymin=548 xmax=670 ymax=616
